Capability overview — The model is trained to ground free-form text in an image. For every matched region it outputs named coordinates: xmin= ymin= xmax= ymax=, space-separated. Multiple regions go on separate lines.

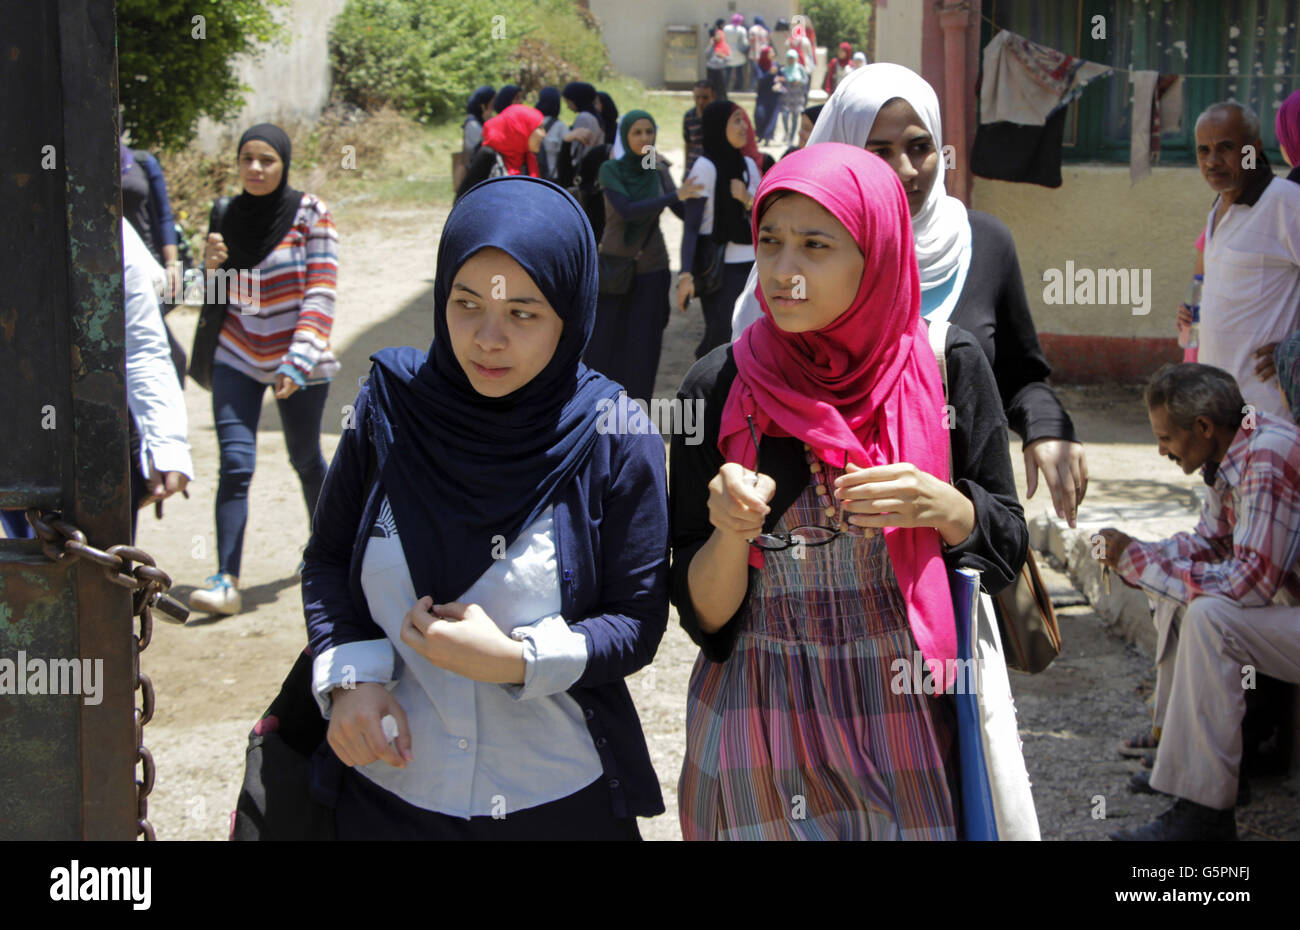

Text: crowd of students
xmin=17 ymin=52 xmax=1300 ymax=842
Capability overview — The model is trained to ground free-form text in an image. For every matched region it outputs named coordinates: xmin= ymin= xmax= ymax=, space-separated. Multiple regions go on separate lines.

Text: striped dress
xmin=678 ymin=449 xmax=958 ymax=840
xmin=213 ymin=192 xmax=340 ymax=385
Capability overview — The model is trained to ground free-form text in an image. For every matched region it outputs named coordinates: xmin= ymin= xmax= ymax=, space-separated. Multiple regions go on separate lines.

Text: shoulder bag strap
xmin=926 ymin=319 xmax=953 ymax=478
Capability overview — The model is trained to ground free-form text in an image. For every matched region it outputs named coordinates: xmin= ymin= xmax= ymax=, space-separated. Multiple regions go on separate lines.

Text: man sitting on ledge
xmin=1097 ymin=363 xmax=1300 ymax=841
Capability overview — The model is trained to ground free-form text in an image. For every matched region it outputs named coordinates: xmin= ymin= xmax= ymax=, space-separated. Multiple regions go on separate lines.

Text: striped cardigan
xmin=214 ymin=192 xmax=340 ymax=385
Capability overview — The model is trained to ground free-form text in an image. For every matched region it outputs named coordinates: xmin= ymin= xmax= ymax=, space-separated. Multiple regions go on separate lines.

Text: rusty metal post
xmin=0 ymin=0 xmax=136 ymax=839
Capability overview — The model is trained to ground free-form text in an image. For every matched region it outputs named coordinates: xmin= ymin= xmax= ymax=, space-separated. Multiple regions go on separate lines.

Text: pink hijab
xmin=1277 ymin=88 xmax=1300 ymax=165
xmin=719 ymin=142 xmax=957 ymax=688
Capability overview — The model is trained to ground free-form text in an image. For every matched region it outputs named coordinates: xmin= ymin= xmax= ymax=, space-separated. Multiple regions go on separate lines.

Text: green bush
xmin=330 ymin=0 xmax=611 ymax=121
xmin=800 ymin=0 xmax=873 ymax=56
xmin=118 ymin=0 xmax=288 ymax=151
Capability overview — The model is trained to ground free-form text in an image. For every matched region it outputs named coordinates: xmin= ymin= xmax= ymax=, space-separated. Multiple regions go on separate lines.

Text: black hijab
xmin=700 ymin=100 xmax=752 ymax=246
xmin=360 ymin=176 xmax=622 ymax=604
xmin=536 ymin=86 xmax=561 ymax=119
xmin=595 ymin=91 xmax=619 ymax=143
xmin=219 ymin=124 xmax=302 ymax=271
xmin=562 ymin=81 xmax=599 ymax=118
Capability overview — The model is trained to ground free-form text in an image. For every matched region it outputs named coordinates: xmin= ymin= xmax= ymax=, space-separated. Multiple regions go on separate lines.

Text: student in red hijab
xmin=824 ymin=41 xmax=854 ymax=93
xmin=669 ymin=143 xmax=1028 ymax=840
xmin=455 ymin=104 xmax=546 ymax=200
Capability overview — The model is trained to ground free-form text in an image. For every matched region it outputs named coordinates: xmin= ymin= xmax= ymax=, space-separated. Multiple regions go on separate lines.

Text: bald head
xmin=1195 ymin=100 xmax=1265 ymax=198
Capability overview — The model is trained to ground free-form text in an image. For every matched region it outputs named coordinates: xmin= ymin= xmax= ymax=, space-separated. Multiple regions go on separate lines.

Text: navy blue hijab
xmin=535 ymin=86 xmax=561 ymax=119
xmin=562 ymin=81 xmax=599 ymax=117
xmin=462 ymin=84 xmax=491 ymax=122
xmin=362 ymin=176 xmax=621 ymax=604
xmin=492 ymin=84 xmax=522 ymax=114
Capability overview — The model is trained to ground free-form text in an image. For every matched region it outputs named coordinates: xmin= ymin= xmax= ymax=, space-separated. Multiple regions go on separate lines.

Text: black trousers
xmin=585 ymin=268 xmax=672 ymax=403
xmin=329 ymin=759 xmax=642 ymax=841
xmin=695 ymin=260 xmax=752 ymax=360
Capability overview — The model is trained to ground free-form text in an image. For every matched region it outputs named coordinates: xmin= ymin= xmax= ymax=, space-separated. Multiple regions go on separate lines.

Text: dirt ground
xmin=132 ymin=151 xmax=1297 ymax=841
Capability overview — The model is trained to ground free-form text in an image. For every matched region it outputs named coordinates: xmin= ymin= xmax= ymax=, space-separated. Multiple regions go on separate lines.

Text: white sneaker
xmin=189 ymin=573 xmax=241 ymax=615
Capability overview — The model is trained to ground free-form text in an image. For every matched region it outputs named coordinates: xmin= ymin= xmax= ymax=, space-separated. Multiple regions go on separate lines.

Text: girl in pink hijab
xmin=670 ymin=143 xmax=1028 ymax=840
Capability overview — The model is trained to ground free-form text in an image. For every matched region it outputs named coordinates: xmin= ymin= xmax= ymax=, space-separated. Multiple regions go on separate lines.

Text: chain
xmin=25 ymin=509 xmax=188 ymax=841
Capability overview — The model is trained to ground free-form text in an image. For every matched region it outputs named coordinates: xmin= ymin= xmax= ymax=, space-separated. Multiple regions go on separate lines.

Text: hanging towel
xmin=980 ymin=29 xmax=1112 ymax=126
xmin=1131 ymin=72 xmax=1185 ymax=183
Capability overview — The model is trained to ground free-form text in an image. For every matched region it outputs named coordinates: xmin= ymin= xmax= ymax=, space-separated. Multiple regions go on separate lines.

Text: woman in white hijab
xmin=730 ymin=63 xmax=1088 ymax=526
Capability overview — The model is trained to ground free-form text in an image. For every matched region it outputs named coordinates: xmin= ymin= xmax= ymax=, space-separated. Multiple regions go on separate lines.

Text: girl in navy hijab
xmin=462 ymin=85 xmax=495 ymax=154
xmin=302 ymin=175 xmax=670 ymax=840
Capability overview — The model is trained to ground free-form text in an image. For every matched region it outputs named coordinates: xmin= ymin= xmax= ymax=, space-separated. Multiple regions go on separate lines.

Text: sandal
xmin=1118 ymin=729 xmax=1159 ymax=758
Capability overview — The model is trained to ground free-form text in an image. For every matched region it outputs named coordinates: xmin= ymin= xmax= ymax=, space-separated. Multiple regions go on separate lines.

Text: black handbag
xmin=230 ymin=648 xmax=334 ymax=840
xmin=231 ymin=419 xmax=379 ymax=840
xmin=692 ymin=235 xmax=726 ymax=297
xmin=597 ymin=250 xmax=639 ymax=296
xmin=187 ymin=196 xmax=233 ymax=391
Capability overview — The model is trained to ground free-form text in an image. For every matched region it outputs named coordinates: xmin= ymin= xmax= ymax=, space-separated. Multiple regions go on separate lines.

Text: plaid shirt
xmin=1117 ymin=412 xmax=1300 ymax=606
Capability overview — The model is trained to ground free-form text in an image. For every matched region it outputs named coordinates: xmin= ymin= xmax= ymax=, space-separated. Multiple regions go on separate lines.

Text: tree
xmin=116 ymin=0 xmax=288 ymax=151
xmin=800 ymin=0 xmax=873 ymax=58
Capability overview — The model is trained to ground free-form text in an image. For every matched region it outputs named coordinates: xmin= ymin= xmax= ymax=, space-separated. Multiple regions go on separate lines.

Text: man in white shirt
xmin=122 ymin=219 xmax=194 ymax=537
xmin=1196 ymin=101 xmax=1300 ymax=418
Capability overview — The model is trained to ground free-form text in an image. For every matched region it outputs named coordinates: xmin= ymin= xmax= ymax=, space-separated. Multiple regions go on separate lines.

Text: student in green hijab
xmin=584 ymin=110 xmax=704 ymax=403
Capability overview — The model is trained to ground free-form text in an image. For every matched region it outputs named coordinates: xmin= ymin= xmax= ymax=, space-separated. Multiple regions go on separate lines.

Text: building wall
xmin=194 ymin=0 xmax=350 ymax=154
xmin=587 ymin=0 xmax=797 ymax=87
xmin=873 ymin=0 xmax=923 ymax=73
xmin=974 ymin=163 xmax=1294 ymax=382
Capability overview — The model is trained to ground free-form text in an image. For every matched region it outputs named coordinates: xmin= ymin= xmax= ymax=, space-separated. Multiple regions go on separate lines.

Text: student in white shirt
xmin=122 ymin=219 xmax=194 ymax=539
xmin=676 ymin=100 xmax=760 ymax=360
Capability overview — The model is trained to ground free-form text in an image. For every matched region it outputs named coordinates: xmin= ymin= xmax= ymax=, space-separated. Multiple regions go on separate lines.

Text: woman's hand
xmin=327 ymin=682 xmax=412 ymax=768
xmin=707 ymin=462 xmax=776 ymax=542
xmin=204 ymin=232 xmax=227 ymax=270
xmin=676 ymin=273 xmax=695 ymax=311
xmin=729 ymin=178 xmax=751 ymax=205
xmin=274 ymin=373 xmax=300 ymax=399
xmin=400 ymin=596 xmax=526 ymax=684
xmin=1023 ymin=439 xmax=1088 ymax=528
xmin=565 ymin=127 xmax=596 ymax=146
xmin=677 ymin=178 xmax=705 ymax=201
xmin=834 ymin=462 xmax=975 ymax=547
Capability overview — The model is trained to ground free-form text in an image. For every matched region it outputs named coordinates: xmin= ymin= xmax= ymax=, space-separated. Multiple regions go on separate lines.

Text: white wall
xmin=872 ymin=0 xmax=922 ymax=71
xmin=588 ymin=0 xmax=798 ymax=87
xmin=194 ymin=0 xmax=350 ymax=154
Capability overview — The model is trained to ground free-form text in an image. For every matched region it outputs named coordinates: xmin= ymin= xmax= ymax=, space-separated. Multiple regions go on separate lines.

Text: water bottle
xmin=1178 ymin=274 xmax=1202 ymax=349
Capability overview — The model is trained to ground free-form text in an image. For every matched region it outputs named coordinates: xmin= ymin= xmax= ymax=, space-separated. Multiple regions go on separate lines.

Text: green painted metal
xmin=0 ymin=0 xmax=136 ymax=840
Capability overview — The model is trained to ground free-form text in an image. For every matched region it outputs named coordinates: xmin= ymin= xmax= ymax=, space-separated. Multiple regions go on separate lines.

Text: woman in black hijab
xmin=676 ymin=100 xmax=759 ymax=359
xmin=492 ymin=84 xmax=521 ymax=115
xmin=189 ymin=123 xmax=340 ymax=616
xmin=302 ymin=176 xmax=670 ymax=839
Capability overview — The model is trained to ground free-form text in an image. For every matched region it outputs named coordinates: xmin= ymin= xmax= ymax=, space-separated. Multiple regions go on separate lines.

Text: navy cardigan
xmin=301 ymin=383 xmax=670 ymax=820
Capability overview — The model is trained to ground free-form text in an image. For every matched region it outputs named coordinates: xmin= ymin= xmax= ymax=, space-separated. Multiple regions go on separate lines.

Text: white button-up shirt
xmin=1200 ymin=171 xmax=1300 ymax=417
xmin=312 ymin=499 xmax=601 ymax=818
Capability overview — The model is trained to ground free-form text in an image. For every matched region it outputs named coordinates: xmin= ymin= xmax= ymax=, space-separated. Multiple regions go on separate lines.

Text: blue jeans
xmin=211 ymin=363 xmax=329 ymax=578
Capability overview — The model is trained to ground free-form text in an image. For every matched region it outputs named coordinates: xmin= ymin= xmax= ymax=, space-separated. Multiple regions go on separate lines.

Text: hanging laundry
xmin=972 ymin=105 xmax=1069 ymax=188
xmin=973 ymin=29 xmax=1111 ymax=188
xmin=1130 ymin=71 xmax=1185 ymax=183
xmin=979 ymin=29 xmax=1112 ymax=126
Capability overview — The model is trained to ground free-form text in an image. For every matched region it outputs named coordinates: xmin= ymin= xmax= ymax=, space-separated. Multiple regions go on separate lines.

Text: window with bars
xmin=981 ymin=0 xmax=1299 ymax=164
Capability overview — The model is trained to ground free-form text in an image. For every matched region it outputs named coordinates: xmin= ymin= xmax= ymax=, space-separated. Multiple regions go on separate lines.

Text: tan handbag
xmin=927 ymin=320 xmax=1061 ymax=674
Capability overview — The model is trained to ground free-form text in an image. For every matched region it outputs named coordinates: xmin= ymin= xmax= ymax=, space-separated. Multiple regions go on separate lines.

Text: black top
xmin=455 ymin=145 xmax=502 ymax=201
xmin=669 ymin=324 xmax=1029 ymax=663
xmin=951 ymin=210 xmax=1078 ymax=447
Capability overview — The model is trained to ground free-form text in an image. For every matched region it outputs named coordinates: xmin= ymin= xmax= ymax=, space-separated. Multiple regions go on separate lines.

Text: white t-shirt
xmin=1200 ymin=176 xmax=1300 ymax=418
xmin=686 ymin=154 xmax=760 ymax=264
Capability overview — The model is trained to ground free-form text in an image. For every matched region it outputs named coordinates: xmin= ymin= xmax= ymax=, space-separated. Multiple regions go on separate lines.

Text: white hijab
xmin=731 ymin=63 xmax=973 ymax=337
